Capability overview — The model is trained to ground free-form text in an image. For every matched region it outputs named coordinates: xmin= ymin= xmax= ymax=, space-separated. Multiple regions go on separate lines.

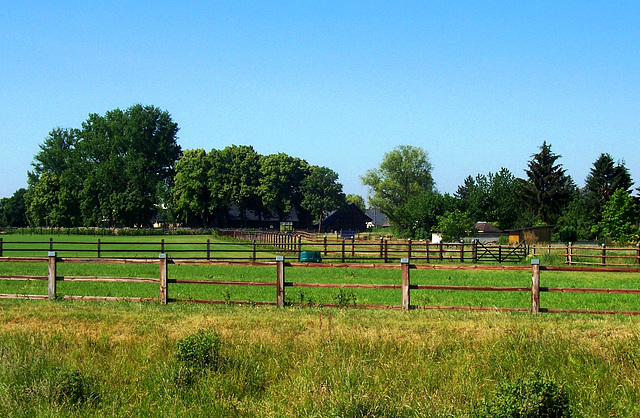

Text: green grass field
xmin=1 ymin=300 xmax=639 ymax=416
xmin=2 ymin=234 xmax=640 ymax=415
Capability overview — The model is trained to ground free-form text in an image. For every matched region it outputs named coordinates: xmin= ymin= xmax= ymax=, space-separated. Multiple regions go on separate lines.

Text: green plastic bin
xmin=299 ymin=251 xmax=322 ymax=263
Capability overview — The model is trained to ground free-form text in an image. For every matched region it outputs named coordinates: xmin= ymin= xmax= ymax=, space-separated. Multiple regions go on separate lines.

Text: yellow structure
xmin=506 ymin=225 xmax=553 ymax=244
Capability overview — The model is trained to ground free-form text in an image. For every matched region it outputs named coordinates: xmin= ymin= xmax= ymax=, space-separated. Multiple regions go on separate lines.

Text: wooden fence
xmin=2 ymin=253 xmax=640 ymax=315
xmin=2 ymin=235 xmax=640 ymax=266
xmin=0 ymin=236 xmax=525 ymax=263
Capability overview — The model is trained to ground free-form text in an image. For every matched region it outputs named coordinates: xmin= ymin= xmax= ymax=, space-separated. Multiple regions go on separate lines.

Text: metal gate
xmin=475 ymin=241 xmax=527 ymax=263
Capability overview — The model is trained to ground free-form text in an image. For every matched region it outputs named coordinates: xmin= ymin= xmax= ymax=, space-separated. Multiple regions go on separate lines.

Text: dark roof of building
xmin=365 ymin=208 xmax=389 ymax=227
xmin=315 ymin=203 xmax=372 ymax=227
xmin=474 ymin=222 xmax=503 ymax=234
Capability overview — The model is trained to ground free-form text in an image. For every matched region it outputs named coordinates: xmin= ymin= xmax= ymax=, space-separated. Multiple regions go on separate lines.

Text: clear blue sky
xmin=2 ymin=1 xmax=639 ymax=200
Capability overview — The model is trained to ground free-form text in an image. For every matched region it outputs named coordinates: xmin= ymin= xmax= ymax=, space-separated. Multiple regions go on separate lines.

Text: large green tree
xmin=258 ymin=153 xmax=310 ymax=222
xmin=601 ymin=188 xmax=638 ymax=244
xmin=520 ymin=142 xmax=576 ymax=225
xmin=436 ymin=209 xmax=477 ymax=242
xmin=26 ymin=127 xmax=83 ymax=226
xmin=393 ymin=191 xmax=456 ymax=239
xmin=172 ymin=149 xmax=211 ymax=227
xmin=361 ymin=145 xmax=435 ymax=228
xmin=301 ymin=165 xmax=346 ymax=232
xmin=584 ymin=153 xmax=633 ymax=224
xmin=0 ymin=188 xmax=28 ymax=227
xmin=25 ymin=105 xmax=181 ymax=227
xmin=208 ymin=145 xmax=262 ymax=227
xmin=78 ymin=104 xmax=181 ymax=227
xmin=455 ymin=168 xmax=519 ymax=230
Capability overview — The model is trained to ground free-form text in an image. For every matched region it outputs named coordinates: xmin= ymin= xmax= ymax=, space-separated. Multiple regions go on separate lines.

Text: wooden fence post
xmin=298 ymin=235 xmax=302 ymax=259
xmin=439 ymin=241 xmax=443 ymax=261
xmin=459 ymin=240 xmax=464 ymax=262
xmin=472 ymin=239 xmax=477 ymax=263
xmin=159 ymin=253 xmax=168 ymax=304
xmin=207 ymin=239 xmax=211 ymax=260
xmin=252 ymin=240 xmax=257 ymax=262
xmin=407 ymin=239 xmax=412 ymax=260
xmin=276 ymin=256 xmax=285 ymax=308
xmin=602 ymin=243 xmax=606 ymax=266
xmin=351 ymin=236 xmax=355 ymax=257
xmin=401 ymin=258 xmax=410 ymax=310
xmin=324 ymin=235 xmax=328 ymax=256
xmin=49 ymin=237 xmax=53 ymax=252
xmin=637 ymin=244 xmax=640 ymax=265
xmin=426 ymin=240 xmax=430 ymax=263
xmin=384 ymin=240 xmax=388 ymax=263
xmin=531 ymin=259 xmax=540 ymax=313
xmin=379 ymin=237 xmax=384 ymax=259
xmin=0 ymin=237 xmax=3 ymax=257
xmin=161 ymin=238 xmax=165 ymax=254
xmin=567 ymin=242 xmax=572 ymax=265
xmin=341 ymin=239 xmax=346 ymax=263
xmin=48 ymin=251 xmax=57 ymax=300
xmin=97 ymin=239 xmax=101 ymax=258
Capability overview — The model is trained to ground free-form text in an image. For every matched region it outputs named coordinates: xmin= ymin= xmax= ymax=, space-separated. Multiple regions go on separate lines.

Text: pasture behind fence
xmin=2 ymin=252 xmax=640 ymax=315
xmin=2 ymin=234 xmax=640 ymax=266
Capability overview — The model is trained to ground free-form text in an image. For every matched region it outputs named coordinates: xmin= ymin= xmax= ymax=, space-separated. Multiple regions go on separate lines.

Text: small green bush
xmin=475 ymin=373 xmax=571 ymax=417
xmin=175 ymin=329 xmax=221 ymax=371
xmin=52 ymin=368 xmax=100 ymax=407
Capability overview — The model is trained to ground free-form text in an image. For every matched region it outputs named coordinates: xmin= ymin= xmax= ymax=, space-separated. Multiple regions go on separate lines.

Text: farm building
xmin=316 ymin=203 xmax=372 ymax=233
xmin=227 ymin=205 xmax=300 ymax=229
xmin=505 ymin=225 xmax=553 ymax=244
xmin=473 ymin=222 xmax=504 ymax=243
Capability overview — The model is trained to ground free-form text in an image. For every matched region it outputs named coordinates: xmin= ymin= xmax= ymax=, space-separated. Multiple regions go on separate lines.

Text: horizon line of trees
xmin=0 ymin=105 xmax=347 ymax=231
xmin=362 ymin=143 xmax=638 ymax=243
xmin=1 ymin=104 xmax=638 ymax=244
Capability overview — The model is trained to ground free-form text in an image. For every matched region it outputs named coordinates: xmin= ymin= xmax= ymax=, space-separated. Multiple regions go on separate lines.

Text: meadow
xmin=1 ymin=300 xmax=640 ymax=416
xmin=2 ymin=234 xmax=640 ymax=416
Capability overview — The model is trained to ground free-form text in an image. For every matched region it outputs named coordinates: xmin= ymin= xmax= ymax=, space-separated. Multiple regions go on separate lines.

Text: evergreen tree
xmin=521 ymin=142 xmax=576 ymax=225
xmin=584 ymin=153 xmax=633 ymax=224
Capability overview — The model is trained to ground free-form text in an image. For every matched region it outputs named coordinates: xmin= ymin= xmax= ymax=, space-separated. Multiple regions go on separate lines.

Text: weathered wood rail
xmin=2 ymin=253 xmax=640 ymax=315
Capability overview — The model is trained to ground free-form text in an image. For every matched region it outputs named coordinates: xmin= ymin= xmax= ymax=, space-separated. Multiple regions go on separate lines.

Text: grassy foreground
xmin=1 ymin=300 xmax=640 ymax=417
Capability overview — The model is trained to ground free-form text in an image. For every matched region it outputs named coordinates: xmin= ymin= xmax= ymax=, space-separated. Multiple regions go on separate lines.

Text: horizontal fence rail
xmin=2 ymin=233 xmax=640 ymax=266
xmin=2 ymin=253 xmax=640 ymax=315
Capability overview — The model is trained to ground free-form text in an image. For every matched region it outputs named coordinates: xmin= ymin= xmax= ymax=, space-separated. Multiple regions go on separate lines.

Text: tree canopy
xmin=521 ymin=141 xmax=576 ymax=225
xmin=584 ymin=153 xmax=633 ymax=224
xmin=9 ymin=107 xmax=639 ymax=244
xmin=301 ymin=165 xmax=346 ymax=232
xmin=361 ymin=145 xmax=434 ymax=229
xmin=25 ymin=104 xmax=181 ymax=227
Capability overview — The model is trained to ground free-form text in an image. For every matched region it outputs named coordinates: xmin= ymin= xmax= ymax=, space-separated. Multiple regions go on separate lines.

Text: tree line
xmin=0 ymin=105 xmax=346 ymax=230
xmin=362 ymin=144 xmax=637 ymax=243
xmin=1 ymin=104 xmax=638 ymax=243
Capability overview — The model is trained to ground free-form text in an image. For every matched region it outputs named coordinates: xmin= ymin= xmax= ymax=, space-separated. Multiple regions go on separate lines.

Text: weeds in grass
xmin=332 ymin=286 xmax=357 ymax=308
xmin=474 ymin=373 xmax=571 ymax=417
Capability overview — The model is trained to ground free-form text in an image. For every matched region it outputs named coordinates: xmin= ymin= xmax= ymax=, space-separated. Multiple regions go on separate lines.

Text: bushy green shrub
xmin=475 ymin=373 xmax=571 ymax=417
xmin=52 ymin=368 xmax=100 ymax=406
xmin=175 ymin=329 xmax=221 ymax=371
